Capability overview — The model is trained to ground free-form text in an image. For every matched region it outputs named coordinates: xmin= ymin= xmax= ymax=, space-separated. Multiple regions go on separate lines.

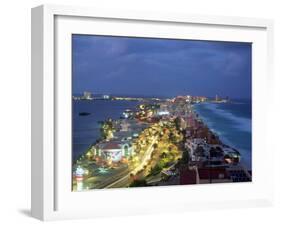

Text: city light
xmin=72 ymin=94 xmax=250 ymax=190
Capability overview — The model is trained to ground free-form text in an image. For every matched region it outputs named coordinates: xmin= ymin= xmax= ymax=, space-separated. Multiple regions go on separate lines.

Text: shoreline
xmin=72 ymin=98 xmax=252 ymax=190
xmin=193 ymin=102 xmax=252 ymax=170
xmin=72 ymin=99 xmax=142 ymax=161
xmin=74 ymin=99 xmax=251 ymax=166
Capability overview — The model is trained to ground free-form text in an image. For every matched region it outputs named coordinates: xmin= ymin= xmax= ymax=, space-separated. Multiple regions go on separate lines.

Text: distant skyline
xmin=72 ymin=35 xmax=252 ymax=99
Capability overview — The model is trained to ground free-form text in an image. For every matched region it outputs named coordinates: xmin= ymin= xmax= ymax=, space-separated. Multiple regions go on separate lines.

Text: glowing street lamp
xmin=75 ymin=166 xmax=85 ymax=191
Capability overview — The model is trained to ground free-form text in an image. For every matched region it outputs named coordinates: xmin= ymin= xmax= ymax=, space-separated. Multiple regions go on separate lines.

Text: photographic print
xmin=72 ymin=35 xmax=252 ymax=191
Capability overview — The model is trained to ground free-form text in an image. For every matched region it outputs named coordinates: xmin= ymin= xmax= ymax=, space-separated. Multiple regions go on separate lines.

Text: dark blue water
xmin=72 ymin=100 xmax=140 ymax=161
xmin=193 ymin=100 xmax=252 ymax=169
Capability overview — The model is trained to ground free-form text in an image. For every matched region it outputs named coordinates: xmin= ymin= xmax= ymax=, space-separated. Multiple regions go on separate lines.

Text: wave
xmin=194 ymin=103 xmax=252 ymax=170
xmin=202 ymin=103 xmax=251 ymax=133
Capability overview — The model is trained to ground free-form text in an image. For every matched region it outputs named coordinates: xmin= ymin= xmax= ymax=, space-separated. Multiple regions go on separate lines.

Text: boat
xmin=79 ymin=112 xmax=91 ymax=116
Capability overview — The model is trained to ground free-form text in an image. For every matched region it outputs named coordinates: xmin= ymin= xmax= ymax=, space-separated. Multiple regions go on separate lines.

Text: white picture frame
xmin=31 ymin=4 xmax=274 ymax=221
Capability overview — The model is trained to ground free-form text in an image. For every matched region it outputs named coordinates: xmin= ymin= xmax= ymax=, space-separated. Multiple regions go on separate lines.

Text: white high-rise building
xmin=83 ymin=91 xmax=92 ymax=100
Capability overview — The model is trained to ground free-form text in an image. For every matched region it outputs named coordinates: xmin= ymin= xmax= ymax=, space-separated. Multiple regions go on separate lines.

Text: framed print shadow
xmin=31 ymin=4 xmax=274 ymax=221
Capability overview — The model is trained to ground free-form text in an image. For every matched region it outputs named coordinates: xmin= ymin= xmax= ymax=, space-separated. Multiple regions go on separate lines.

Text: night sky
xmin=72 ymin=35 xmax=252 ymax=99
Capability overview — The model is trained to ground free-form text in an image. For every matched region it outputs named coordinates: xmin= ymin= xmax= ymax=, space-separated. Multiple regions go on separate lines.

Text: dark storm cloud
xmin=72 ymin=35 xmax=251 ymax=99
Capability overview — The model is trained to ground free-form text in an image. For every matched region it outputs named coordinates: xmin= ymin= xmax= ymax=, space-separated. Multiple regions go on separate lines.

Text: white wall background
xmin=0 ymin=0 xmax=280 ymax=225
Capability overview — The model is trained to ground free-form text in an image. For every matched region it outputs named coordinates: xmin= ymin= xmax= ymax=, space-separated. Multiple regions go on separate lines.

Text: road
xmin=105 ymin=135 xmax=159 ymax=188
xmin=89 ymin=168 xmax=131 ymax=189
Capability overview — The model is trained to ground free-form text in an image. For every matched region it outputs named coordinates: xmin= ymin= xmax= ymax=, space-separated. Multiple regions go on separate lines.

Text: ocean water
xmin=72 ymin=100 xmax=140 ymax=161
xmin=193 ymin=100 xmax=252 ymax=170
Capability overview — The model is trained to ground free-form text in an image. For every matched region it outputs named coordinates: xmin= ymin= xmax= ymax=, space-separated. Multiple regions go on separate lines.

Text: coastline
xmin=193 ymin=102 xmax=252 ymax=170
xmin=72 ymin=99 xmax=142 ymax=161
xmin=72 ymin=98 xmax=252 ymax=191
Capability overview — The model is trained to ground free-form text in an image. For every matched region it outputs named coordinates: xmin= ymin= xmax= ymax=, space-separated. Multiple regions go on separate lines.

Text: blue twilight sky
xmin=72 ymin=35 xmax=252 ymax=99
